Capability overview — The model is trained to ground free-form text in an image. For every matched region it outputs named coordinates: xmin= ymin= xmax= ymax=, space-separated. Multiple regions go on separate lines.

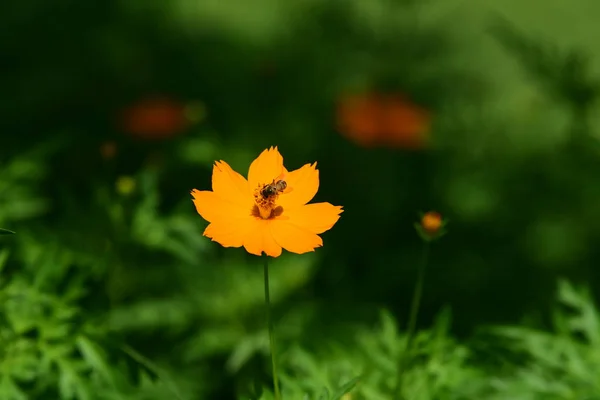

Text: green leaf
xmin=227 ymin=332 xmax=268 ymax=373
xmin=0 ymin=376 xmax=28 ymax=400
xmin=76 ymin=336 xmax=116 ymax=386
xmin=58 ymin=361 xmax=92 ymax=400
xmin=120 ymin=345 xmax=186 ymax=400
xmin=0 ymin=249 xmax=9 ymax=274
xmin=317 ymin=386 xmax=330 ymax=400
xmin=330 ymin=376 xmax=361 ymax=400
xmin=0 ymin=228 xmax=15 ymax=235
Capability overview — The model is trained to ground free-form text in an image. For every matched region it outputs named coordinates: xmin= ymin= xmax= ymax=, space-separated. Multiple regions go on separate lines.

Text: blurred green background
xmin=4 ymin=0 xmax=600 ymax=399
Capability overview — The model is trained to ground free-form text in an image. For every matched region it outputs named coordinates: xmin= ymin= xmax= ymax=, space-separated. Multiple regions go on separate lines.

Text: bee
xmin=261 ymin=178 xmax=287 ymax=198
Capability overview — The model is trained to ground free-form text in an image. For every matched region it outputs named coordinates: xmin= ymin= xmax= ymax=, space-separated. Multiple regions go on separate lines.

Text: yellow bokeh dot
xmin=116 ymin=176 xmax=136 ymax=195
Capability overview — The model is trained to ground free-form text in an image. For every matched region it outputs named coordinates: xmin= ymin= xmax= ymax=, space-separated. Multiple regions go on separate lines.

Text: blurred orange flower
xmin=120 ymin=96 xmax=201 ymax=140
xmin=421 ymin=211 xmax=442 ymax=234
xmin=415 ymin=211 xmax=446 ymax=242
xmin=191 ymin=147 xmax=343 ymax=257
xmin=336 ymin=93 xmax=431 ymax=149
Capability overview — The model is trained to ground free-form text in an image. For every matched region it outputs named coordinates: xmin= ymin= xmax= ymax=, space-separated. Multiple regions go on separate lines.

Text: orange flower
xmin=120 ymin=96 xmax=192 ymax=140
xmin=421 ymin=211 xmax=442 ymax=234
xmin=415 ymin=211 xmax=446 ymax=242
xmin=335 ymin=94 xmax=382 ymax=147
xmin=336 ymin=92 xmax=431 ymax=149
xmin=381 ymin=95 xmax=430 ymax=149
xmin=191 ymin=147 xmax=343 ymax=257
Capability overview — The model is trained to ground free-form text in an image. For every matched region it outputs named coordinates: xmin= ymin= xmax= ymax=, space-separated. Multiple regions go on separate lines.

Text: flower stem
xmin=394 ymin=241 xmax=430 ymax=399
xmin=264 ymin=256 xmax=281 ymax=400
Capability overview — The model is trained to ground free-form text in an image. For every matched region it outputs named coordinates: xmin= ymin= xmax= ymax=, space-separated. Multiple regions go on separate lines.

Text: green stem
xmin=406 ymin=242 xmax=429 ymax=350
xmin=264 ymin=256 xmax=281 ymax=400
xmin=394 ymin=241 xmax=430 ymax=399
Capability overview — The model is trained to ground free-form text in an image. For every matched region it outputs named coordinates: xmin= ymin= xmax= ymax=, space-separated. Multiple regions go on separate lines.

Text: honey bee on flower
xmin=191 ymin=147 xmax=343 ymax=257
xmin=259 ymin=172 xmax=291 ymax=199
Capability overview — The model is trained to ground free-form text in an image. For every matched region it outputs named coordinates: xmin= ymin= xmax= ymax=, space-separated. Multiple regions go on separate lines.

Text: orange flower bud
xmin=421 ymin=211 xmax=442 ymax=234
xmin=415 ymin=211 xmax=446 ymax=242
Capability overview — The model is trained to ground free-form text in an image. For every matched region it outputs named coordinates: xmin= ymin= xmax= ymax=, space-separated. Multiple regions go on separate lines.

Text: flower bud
xmin=415 ymin=211 xmax=446 ymax=241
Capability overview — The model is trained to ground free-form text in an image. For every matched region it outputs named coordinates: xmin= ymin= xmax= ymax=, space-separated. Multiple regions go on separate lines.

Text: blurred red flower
xmin=119 ymin=96 xmax=203 ymax=140
xmin=336 ymin=92 xmax=431 ymax=149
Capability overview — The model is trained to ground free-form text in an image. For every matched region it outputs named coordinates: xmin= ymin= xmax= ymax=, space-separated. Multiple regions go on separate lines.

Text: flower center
xmin=253 ymin=181 xmax=285 ymax=219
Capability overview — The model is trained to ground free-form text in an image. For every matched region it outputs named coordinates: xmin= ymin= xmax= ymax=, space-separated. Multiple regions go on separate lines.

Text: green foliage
xmin=0 ymin=148 xmax=52 ymax=226
xmin=250 ymin=309 xmax=482 ymax=400
xmin=484 ymin=280 xmax=600 ymax=399
xmin=0 ymin=237 xmax=199 ymax=400
xmin=249 ymin=281 xmax=600 ymax=400
xmin=0 ymin=248 xmax=110 ymax=400
xmin=4 ymin=0 xmax=600 ymax=399
xmin=3 ymin=140 xmax=600 ymax=399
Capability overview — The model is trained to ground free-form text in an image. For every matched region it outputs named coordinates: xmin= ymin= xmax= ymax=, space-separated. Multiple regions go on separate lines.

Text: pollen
xmin=253 ymin=184 xmax=284 ymax=219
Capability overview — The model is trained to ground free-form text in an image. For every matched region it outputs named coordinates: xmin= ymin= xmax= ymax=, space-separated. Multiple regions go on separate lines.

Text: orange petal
xmin=203 ymin=216 xmax=254 ymax=248
xmin=242 ymin=219 xmax=282 ymax=257
xmin=278 ymin=162 xmax=319 ymax=209
xmin=247 ymin=147 xmax=284 ymax=189
xmin=283 ymin=202 xmax=343 ymax=234
xmin=270 ymin=219 xmax=324 ymax=254
xmin=191 ymin=189 xmax=253 ymax=223
xmin=211 ymin=160 xmax=253 ymax=206
xmin=204 ymin=216 xmax=282 ymax=257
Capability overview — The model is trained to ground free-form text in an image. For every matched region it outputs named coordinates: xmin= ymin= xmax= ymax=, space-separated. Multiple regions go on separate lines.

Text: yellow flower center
xmin=253 ymin=182 xmax=285 ymax=219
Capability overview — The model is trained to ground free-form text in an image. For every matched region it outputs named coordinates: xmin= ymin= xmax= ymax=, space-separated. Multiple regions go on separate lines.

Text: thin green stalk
xmin=394 ymin=241 xmax=430 ymax=399
xmin=264 ymin=256 xmax=281 ymax=400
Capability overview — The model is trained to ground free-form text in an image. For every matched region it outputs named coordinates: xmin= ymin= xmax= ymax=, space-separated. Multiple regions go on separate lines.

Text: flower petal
xmin=247 ymin=147 xmax=284 ymax=188
xmin=204 ymin=216 xmax=282 ymax=257
xmin=203 ymin=217 xmax=252 ymax=248
xmin=278 ymin=162 xmax=319 ymax=209
xmin=242 ymin=219 xmax=282 ymax=257
xmin=283 ymin=202 xmax=343 ymax=234
xmin=270 ymin=219 xmax=323 ymax=254
xmin=212 ymin=160 xmax=253 ymax=206
xmin=191 ymin=189 xmax=253 ymax=223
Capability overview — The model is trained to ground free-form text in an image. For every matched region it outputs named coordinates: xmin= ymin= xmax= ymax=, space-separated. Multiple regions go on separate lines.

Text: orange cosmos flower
xmin=336 ymin=92 xmax=431 ymax=149
xmin=335 ymin=94 xmax=382 ymax=147
xmin=119 ymin=96 xmax=205 ymax=140
xmin=191 ymin=147 xmax=343 ymax=257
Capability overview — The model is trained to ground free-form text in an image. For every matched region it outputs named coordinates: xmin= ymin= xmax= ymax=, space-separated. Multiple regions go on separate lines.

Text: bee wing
xmin=275 ymin=171 xmax=293 ymax=194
